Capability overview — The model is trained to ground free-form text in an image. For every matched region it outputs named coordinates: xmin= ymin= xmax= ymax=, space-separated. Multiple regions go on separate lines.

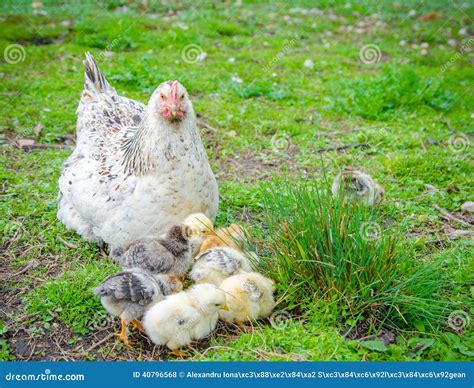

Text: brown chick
xmin=93 ymin=270 xmax=182 ymax=346
xmin=199 ymin=224 xmax=247 ymax=253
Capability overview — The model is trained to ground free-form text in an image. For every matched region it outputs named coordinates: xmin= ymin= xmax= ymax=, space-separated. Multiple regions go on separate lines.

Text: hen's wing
xmin=58 ymin=54 xmax=144 ymax=234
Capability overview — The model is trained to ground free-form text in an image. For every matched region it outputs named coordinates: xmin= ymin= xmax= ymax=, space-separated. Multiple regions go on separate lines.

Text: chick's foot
xmin=169 ymin=349 xmax=190 ymax=358
xmin=131 ymin=319 xmax=145 ymax=333
xmin=116 ymin=320 xmax=132 ymax=347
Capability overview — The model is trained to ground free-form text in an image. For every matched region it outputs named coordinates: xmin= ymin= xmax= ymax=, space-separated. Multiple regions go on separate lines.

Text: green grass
xmin=1 ymin=0 xmax=472 ymax=361
xmin=245 ymin=179 xmax=451 ymax=332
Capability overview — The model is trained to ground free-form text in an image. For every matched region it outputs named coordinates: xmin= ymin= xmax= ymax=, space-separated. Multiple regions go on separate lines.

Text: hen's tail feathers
xmin=83 ymin=52 xmax=114 ymax=94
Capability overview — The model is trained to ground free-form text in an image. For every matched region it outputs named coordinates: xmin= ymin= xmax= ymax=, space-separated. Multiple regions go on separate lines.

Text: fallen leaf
xmin=418 ymin=11 xmax=441 ymax=21
xmin=359 ymin=339 xmax=388 ymax=352
xmin=15 ymin=138 xmax=36 ymax=148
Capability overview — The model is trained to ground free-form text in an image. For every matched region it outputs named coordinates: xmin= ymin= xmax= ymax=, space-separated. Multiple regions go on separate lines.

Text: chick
xmin=143 ymin=283 xmax=226 ymax=351
xmin=183 ymin=213 xmax=214 ymax=255
xmin=93 ymin=270 xmax=182 ymax=346
xmin=219 ymin=272 xmax=275 ymax=328
xmin=111 ymin=224 xmax=199 ymax=277
xmin=199 ymin=224 xmax=247 ymax=253
xmin=332 ymin=170 xmax=384 ymax=206
xmin=189 ymin=247 xmax=252 ymax=286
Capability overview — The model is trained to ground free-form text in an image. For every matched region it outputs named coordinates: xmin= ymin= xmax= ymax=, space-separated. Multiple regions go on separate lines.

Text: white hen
xmin=57 ymin=53 xmax=218 ymax=246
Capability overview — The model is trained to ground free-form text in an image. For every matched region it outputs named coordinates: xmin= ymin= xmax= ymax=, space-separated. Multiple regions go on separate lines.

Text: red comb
xmin=170 ymin=80 xmax=179 ymax=104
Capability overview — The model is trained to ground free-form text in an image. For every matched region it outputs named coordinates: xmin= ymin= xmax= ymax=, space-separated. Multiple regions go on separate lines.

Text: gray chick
xmin=111 ymin=224 xmax=197 ymax=277
xmin=93 ymin=270 xmax=182 ymax=346
xmin=332 ymin=170 xmax=384 ymax=206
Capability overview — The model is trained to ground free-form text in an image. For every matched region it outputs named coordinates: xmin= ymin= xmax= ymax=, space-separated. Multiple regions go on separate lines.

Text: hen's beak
xmin=170 ymin=105 xmax=178 ymax=117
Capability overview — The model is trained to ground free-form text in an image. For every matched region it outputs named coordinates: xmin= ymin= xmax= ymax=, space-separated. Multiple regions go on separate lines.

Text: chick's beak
xmin=221 ymin=305 xmax=229 ymax=311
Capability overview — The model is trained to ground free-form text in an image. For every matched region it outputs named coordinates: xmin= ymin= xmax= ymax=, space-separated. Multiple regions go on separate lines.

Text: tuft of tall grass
xmin=244 ymin=179 xmax=450 ymax=331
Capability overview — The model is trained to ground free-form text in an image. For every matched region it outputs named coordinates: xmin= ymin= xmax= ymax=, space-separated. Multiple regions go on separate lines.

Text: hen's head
xmin=151 ymin=80 xmax=189 ymax=122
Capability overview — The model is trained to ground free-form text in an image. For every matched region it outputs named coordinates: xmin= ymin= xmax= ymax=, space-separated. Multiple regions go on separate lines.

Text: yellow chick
xmin=143 ymin=283 xmax=226 ymax=351
xmin=218 ymin=272 xmax=275 ymax=326
xmin=199 ymin=224 xmax=247 ymax=253
xmin=183 ymin=212 xmax=214 ymax=236
xmin=189 ymin=247 xmax=252 ymax=286
xmin=183 ymin=213 xmax=214 ymax=255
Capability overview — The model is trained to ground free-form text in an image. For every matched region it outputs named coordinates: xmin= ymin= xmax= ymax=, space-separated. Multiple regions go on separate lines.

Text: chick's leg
xmin=235 ymin=319 xmax=252 ymax=333
xmin=131 ymin=319 xmax=145 ymax=333
xmin=169 ymin=349 xmax=190 ymax=358
xmin=116 ymin=319 xmax=132 ymax=347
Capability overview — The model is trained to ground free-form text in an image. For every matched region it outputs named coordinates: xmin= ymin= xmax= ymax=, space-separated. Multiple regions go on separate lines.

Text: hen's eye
xmin=180 ymin=95 xmax=185 ymax=100
xmin=160 ymin=93 xmax=165 ymax=99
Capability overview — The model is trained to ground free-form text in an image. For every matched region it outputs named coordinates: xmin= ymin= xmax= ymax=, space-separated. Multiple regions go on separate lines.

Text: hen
xmin=57 ymin=53 xmax=218 ymax=246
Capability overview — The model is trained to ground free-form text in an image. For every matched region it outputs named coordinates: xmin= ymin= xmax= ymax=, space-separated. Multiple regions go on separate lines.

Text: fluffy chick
xmin=332 ymin=170 xmax=384 ymax=206
xmin=183 ymin=213 xmax=214 ymax=255
xmin=183 ymin=212 xmax=214 ymax=236
xmin=143 ymin=283 xmax=226 ymax=350
xmin=219 ymin=272 xmax=275 ymax=325
xmin=189 ymin=247 xmax=252 ymax=286
xmin=111 ymin=224 xmax=198 ymax=277
xmin=199 ymin=224 xmax=247 ymax=253
xmin=93 ymin=270 xmax=182 ymax=346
